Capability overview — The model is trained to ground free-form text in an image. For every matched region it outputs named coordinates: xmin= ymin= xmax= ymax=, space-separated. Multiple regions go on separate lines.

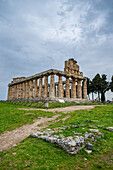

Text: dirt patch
xmin=19 ymin=105 xmax=100 ymax=113
xmin=0 ymin=114 xmax=71 ymax=151
xmin=62 ymin=115 xmax=70 ymax=121
xmin=0 ymin=115 xmax=60 ymax=151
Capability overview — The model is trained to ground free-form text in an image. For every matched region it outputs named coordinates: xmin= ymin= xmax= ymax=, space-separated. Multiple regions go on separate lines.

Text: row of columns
xmin=8 ymin=74 xmax=87 ymax=100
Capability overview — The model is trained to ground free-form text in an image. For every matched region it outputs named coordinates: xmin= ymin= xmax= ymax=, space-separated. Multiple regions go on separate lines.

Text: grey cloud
xmin=0 ymin=0 xmax=113 ymax=100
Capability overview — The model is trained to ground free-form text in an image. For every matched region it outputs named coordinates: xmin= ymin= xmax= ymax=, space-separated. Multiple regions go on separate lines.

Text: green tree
xmin=87 ymin=78 xmax=95 ymax=100
xmin=92 ymin=74 xmax=101 ymax=101
xmin=87 ymin=78 xmax=91 ymax=100
xmin=110 ymin=75 xmax=113 ymax=92
xmin=100 ymin=74 xmax=109 ymax=102
xmin=90 ymin=80 xmax=95 ymax=100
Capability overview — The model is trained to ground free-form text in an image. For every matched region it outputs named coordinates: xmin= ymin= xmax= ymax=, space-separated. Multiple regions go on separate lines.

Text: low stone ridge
xmin=31 ymin=131 xmax=85 ymax=155
xmin=31 ymin=126 xmax=104 ymax=155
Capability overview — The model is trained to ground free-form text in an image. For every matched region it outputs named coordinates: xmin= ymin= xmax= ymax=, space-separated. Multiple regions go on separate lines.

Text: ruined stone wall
xmin=7 ymin=59 xmax=87 ymax=101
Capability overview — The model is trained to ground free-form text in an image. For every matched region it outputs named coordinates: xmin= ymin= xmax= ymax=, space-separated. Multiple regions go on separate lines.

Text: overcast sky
xmin=0 ymin=0 xmax=113 ymax=100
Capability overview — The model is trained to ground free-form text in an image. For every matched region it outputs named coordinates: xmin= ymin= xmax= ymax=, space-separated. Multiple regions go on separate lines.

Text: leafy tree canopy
xmin=87 ymin=73 xmax=110 ymax=102
xmin=92 ymin=73 xmax=101 ymax=94
xmin=110 ymin=75 xmax=113 ymax=92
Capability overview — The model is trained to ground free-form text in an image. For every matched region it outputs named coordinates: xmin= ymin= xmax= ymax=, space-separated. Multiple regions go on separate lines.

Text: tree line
xmin=87 ymin=74 xmax=113 ymax=102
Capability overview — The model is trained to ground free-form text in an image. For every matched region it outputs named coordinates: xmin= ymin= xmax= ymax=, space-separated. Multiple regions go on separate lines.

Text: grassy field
xmin=0 ymin=103 xmax=113 ymax=169
xmin=0 ymin=103 xmax=56 ymax=134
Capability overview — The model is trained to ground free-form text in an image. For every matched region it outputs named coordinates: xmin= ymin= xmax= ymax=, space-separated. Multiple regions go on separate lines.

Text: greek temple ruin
xmin=7 ymin=58 xmax=87 ymax=102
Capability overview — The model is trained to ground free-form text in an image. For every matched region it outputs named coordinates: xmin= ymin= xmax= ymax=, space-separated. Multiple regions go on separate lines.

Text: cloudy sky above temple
xmin=0 ymin=0 xmax=113 ymax=100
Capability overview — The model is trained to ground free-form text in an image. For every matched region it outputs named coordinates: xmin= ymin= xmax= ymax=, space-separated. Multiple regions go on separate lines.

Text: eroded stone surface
xmin=85 ymin=149 xmax=92 ymax=154
xmin=105 ymin=127 xmax=113 ymax=131
xmin=89 ymin=129 xmax=99 ymax=133
xmin=31 ymin=131 xmax=85 ymax=155
xmin=31 ymin=127 xmax=104 ymax=155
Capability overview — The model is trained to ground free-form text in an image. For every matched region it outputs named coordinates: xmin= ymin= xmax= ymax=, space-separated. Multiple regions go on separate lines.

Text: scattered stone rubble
xmin=105 ymin=127 xmax=113 ymax=131
xmin=31 ymin=130 xmax=85 ymax=154
xmin=31 ymin=125 xmax=104 ymax=155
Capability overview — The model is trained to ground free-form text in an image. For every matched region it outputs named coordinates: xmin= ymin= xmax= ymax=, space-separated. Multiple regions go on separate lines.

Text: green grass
xmin=0 ymin=103 xmax=113 ymax=169
xmin=0 ymin=103 xmax=56 ymax=134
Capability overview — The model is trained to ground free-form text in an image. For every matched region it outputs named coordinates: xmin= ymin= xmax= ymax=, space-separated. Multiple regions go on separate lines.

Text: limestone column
xmin=26 ymin=81 xmax=29 ymax=99
xmin=9 ymin=87 xmax=11 ymax=99
xmin=17 ymin=84 xmax=18 ymax=99
xmin=7 ymin=86 xmax=11 ymax=100
xmin=7 ymin=86 xmax=10 ymax=100
xmin=12 ymin=85 xmax=14 ymax=99
xmin=17 ymin=84 xmax=20 ymax=99
xmin=83 ymin=78 xmax=87 ymax=99
xmin=12 ymin=86 xmax=14 ymax=99
xmin=44 ymin=76 xmax=48 ymax=97
xmin=29 ymin=80 xmax=33 ymax=99
xmin=14 ymin=85 xmax=16 ymax=99
xmin=58 ymin=75 xmax=63 ymax=98
xmin=42 ymin=86 xmax=45 ymax=97
xmin=20 ymin=83 xmax=23 ymax=99
xmin=10 ymin=86 xmax=12 ymax=99
xmin=55 ymin=85 xmax=57 ymax=97
xmin=34 ymin=78 xmax=38 ymax=98
xmin=66 ymin=77 xmax=70 ymax=98
xmin=23 ymin=82 xmax=26 ymax=99
xmin=77 ymin=79 xmax=82 ymax=98
xmin=14 ymin=85 xmax=17 ymax=99
xmin=57 ymin=85 xmax=59 ymax=97
xmin=39 ymin=77 xmax=42 ymax=98
xmin=18 ymin=84 xmax=20 ymax=99
xmin=71 ymin=78 xmax=76 ymax=99
xmin=11 ymin=86 xmax=13 ymax=99
xmin=49 ymin=74 xmax=55 ymax=98
xmin=8 ymin=86 xmax=12 ymax=100
xmin=13 ymin=85 xmax=15 ymax=99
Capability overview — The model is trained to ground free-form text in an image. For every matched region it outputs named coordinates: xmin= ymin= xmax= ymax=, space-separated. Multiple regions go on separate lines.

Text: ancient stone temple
xmin=7 ymin=58 xmax=87 ymax=102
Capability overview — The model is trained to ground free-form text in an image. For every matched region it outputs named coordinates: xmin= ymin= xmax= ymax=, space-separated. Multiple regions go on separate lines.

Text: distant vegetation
xmin=87 ymin=74 xmax=113 ymax=102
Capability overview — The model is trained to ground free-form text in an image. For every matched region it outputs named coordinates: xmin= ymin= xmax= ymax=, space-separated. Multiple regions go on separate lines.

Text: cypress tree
xmin=110 ymin=76 xmax=113 ymax=92
xmin=100 ymin=74 xmax=109 ymax=102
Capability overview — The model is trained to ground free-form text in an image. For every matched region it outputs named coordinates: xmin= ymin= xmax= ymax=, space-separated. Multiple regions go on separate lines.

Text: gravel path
xmin=19 ymin=105 xmax=98 ymax=113
xmin=0 ymin=115 xmax=60 ymax=151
